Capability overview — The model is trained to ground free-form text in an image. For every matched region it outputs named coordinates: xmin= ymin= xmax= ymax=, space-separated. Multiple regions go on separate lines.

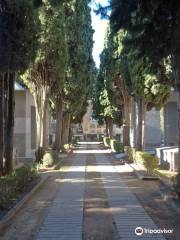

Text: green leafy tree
xmin=0 ymin=0 xmax=40 ymax=174
xmin=22 ymin=0 xmax=68 ymax=160
xmin=97 ymin=1 xmax=172 ymax=150
xmin=93 ymin=25 xmax=123 ymax=138
xmin=61 ymin=0 xmax=95 ymax=144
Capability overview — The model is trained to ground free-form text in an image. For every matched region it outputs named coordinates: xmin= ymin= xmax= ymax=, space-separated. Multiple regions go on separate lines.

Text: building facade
xmin=14 ymin=83 xmax=52 ymax=160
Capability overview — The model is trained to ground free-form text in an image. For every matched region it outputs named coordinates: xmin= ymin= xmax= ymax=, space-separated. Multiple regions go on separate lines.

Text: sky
xmin=90 ymin=0 xmax=109 ymax=68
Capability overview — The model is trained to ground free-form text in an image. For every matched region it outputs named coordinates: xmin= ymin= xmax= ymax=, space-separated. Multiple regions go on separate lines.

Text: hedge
xmin=42 ymin=150 xmax=59 ymax=167
xmin=124 ymin=146 xmax=136 ymax=163
xmin=124 ymin=146 xmax=158 ymax=174
xmin=0 ymin=165 xmax=38 ymax=209
xmin=135 ymin=151 xmax=158 ymax=175
xmin=103 ymin=137 xmax=111 ymax=147
xmin=110 ymin=139 xmax=123 ymax=153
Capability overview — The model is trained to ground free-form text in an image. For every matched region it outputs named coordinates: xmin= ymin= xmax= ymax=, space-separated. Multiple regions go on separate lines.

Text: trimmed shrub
xmin=103 ymin=137 xmax=111 ymax=147
xmin=110 ymin=139 xmax=123 ymax=153
xmin=14 ymin=164 xmax=37 ymax=192
xmin=98 ymin=135 xmax=104 ymax=141
xmin=124 ymin=146 xmax=136 ymax=163
xmin=63 ymin=144 xmax=72 ymax=152
xmin=0 ymin=175 xmax=16 ymax=209
xmin=42 ymin=150 xmax=58 ymax=167
xmin=135 ymin=151 xmax=158 ymax=175
xmin=159 ymin=161 xmax=170 ymax=170
xmin=71 ymin=138 xmax=77 ymax=145
xmin=173 ymin=175 xmax=180 ymax=197
xmin=0 ymin=165 xmax=38 ymax=209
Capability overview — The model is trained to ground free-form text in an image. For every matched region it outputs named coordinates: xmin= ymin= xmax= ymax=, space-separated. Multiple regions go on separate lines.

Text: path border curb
xmin=126 ymin=163 xmax=160 ymax=180
xmin=0 ymin=175 xmax=49 ymax=232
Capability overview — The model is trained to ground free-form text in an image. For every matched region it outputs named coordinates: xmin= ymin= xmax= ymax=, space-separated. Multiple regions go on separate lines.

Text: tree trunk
xmin=108 ymin=117 xmax=113 ymax=139
xmin=176 ymin=87 xmax=180 ymax=174
xmin=0 ymin=73 xmax=5 ymax=175
xmin=170 ymin=54 xmax=180 ymax=174
xmin=136 ymin=97 xmax=146 ymax=151
xmin=130 ymin=98 xmax=136 ymax=148
xmin=160 ymin=107 xmax=165 ymax=145
xmin=53 ymin=95 xmax=63 ymax=151
xmin=34 ymin=87 xmax=48 ymax=162
xmin=62 ymin=113 xmax=70 ymax=145
xmin=5 ymin=73 xmax=15 ymax=174
xmin=42 ymin=103 xmax=47 ymax=149
xmin=105 ymin=118 xmax=109 ymax=137
xmin=123 ymin=97 xmax=130 ymax=146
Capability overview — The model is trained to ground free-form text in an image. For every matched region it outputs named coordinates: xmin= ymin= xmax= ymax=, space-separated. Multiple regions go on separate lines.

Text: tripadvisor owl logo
xmin=135 ymin=227 xmax=144 ymax=236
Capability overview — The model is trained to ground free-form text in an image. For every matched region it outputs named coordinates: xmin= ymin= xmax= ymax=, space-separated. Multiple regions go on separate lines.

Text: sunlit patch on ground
xmin=74 ymin=149 xmax=111 ymax=154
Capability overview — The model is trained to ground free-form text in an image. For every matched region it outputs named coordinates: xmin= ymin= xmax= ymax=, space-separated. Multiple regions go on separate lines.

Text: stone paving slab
xmin=95 ymin=154 xmax=166 ymax=240
xmin=36 ymin=153 xmax=86 ymax=240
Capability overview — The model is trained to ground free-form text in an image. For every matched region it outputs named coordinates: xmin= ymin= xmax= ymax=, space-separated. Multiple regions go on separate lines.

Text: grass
xmin=155 ymin=169 xmax=178 ymax=180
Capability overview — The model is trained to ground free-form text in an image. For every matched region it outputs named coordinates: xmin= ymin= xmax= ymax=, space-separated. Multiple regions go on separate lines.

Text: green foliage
xmin=42 ymin=150 xmax=58 ymax=167
xmin=14 ymin=165 xmax=37 ymax=192
xmin=92 ymin=24 xmax=123 ymax=125
xmin=124 ymin=146 xmax=136 ymax=163
xmin=63 ymin=144 xmax=73 ymax=152
xmin=0 ymin=0 xmax=40 ymax=72
xmin=135 ymin=151 xmax=158 ymax=175
xmin=63 ymin=0 xmax=95 ymax=123
xmin=0 ymin=165 xmax=38 ymax=209
xmin=98 ymin=135 xmax=104 ymax=141
xmin=103 ymin=137 xmax=111 ymax=147
xmin=22 ymin=1 xmax=68 ymax=93
xmin=109 ymin=0 xmax=179 ymax=86
xmin=110 ymin=139 xmax=123 ymax=153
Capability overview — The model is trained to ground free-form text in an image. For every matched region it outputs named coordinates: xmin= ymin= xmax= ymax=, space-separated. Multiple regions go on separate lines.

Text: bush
xmin=0 ymin=165 xmax=38 ymax=209
xmin=71 ymin=138 xmax=77 ymax=145
xmin=42 ymin=150 xmax=58 ymax=167
xmin=14 ymin=164 xmax=37 ymax=192
xmin=103 ymin=137 xmax=111 ymax=147
xmin=98 ymin=135 xmax=104 ymax=141
xmin=110 ymin=139 xmax=123 ymax=153
xmin=63 ymin=144 xmax=72 ymax=152
xmin=159 ymin=161 xmax=170 ymax=170
xmin=0 ymin=175 xmax=16 ymax=209
xmin=124 ymin=146 xmax=136 ymax=163
xmin=173 ymin=175 xmax=180 ymax=197
xmin=135 ymin=151 xmax=158 ymax=175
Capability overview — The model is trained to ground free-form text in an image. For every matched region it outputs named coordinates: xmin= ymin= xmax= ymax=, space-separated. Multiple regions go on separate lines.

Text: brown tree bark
xmin=107 ymin=117 xmax=113 ymax=139
xmin=62 ymin=113 xmax=70 ymax=145
xmin=130 ymin=98 xmax=136 ymax=148
xmin=105 ymin=118 xmax=109 ymax=137
xmin=0 ymin=73 xmax=5 ymax=175
xmin=176 ymin=87 xmax=180 ymax=174
xmin=171 ymin=54 xmax=180 ymax=174
xmin=34 ymin=87 xmax=48 ymax=162
xmin=123 ymin=97 xmax=131 ymax=146
xmin=5 ymin=73 xmax=15 ymax=174
xmin=115 ymin=77 xmax=130 ymax=146
xmin=136 ymin=97 xmax=146 ymax=151
xmin=53 ymin=95 xmax=63 ymax=151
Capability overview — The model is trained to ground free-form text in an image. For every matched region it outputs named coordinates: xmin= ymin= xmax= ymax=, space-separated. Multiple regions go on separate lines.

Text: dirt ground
xmin=0 ymin=155 xmax=74 ymax=240
xmin=110 ymin=156 xmax=180 ymax=240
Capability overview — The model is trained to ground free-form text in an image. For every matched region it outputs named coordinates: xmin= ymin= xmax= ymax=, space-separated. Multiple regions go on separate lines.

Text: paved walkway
xmin=35 ymin=143 xmax=166 ymax=240
xmin=95 ymin=153 xmax=166 ymax=240
xmin=36 ymin=153 xmax=86 ymax=240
